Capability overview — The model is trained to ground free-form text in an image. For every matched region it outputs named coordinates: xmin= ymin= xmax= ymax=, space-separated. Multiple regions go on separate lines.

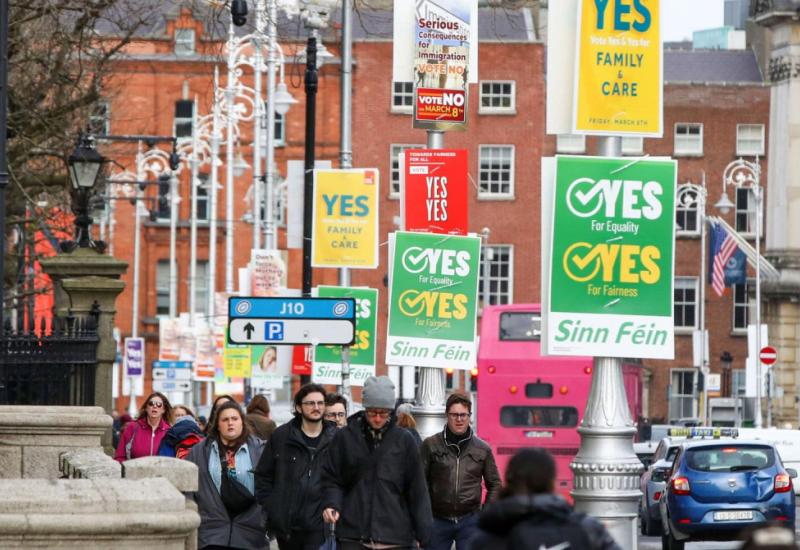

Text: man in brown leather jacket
xmin=420 ymin=392 xmax=502 ymax=550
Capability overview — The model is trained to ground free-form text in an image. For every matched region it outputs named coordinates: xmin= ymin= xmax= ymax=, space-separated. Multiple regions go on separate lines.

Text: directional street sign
xmin=228 ymin=297 xmax=356 ymax=346
xmin=152 ymin=361 xmax=192 ymax=369
xmin=760 ymin=346 xmax=778 ymax=365
xmin=153 ymin=368 xmax=193 ymax=381
xmin=153 ymin=380 xmax=192 ymax=393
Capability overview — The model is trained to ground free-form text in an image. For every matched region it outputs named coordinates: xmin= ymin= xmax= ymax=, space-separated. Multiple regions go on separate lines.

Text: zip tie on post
xmin=610 ymin=154 xmax=651 ymax=175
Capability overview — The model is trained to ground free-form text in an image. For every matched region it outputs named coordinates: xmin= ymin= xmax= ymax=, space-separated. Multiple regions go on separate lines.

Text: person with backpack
xmin=468 ymin=448 xmax=620 ymax=550
xmin=186 ymin=400 xmax=267 ymax=549
xmin=114 ymin=392 xmax=172 ymax=462
xmin=158 ymin=405 xmax=205 ymax=459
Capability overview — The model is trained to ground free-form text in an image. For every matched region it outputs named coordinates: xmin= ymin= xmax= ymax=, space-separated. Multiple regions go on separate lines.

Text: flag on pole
xmin=708 ymin=222 xmax=741 ymax=297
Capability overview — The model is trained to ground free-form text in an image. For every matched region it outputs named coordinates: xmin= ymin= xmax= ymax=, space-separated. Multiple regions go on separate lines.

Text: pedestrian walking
xmin=186 ymin=400 xmax=267 ymax=550
xmin=204 ymin=394 xmax=235 ymax=435
xmin=158 ymin=413 xmax=204 ymax=459
xmin=322 ymin=375 xmax=432 ymax=550
xmin=396 ymin=402 xmax=423 ymax=447
xmin=246 ymin=394 xmax=277 ymax=440
xmin=468 ymin=448 xmax=620 ymax=550
xmin=114 ymin=392 xmax=172 ymax=462
xmin=420 ymin=392 xmax=501 ymax=550
xmin=324 ymin=393 xmax=348 ymax=428
xmin=255 ymin=383 xmax=337 ymax=550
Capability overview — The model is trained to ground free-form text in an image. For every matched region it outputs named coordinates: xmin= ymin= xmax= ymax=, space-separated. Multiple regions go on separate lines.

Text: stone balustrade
xmin=60 ymin=449 xmax=121 ymax=479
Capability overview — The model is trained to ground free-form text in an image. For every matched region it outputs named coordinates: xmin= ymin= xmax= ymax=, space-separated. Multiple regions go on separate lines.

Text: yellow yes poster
xmin=312 ymin=169 xmax=379 ymax=269
xmin=573 ymin=0 xmax=662 ymax=136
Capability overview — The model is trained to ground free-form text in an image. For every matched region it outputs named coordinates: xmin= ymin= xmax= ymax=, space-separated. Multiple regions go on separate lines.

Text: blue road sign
xmin=152 ymin=361 xmax=193 ymax=369
xmin=229 ymin=297 xmax=354 ymax=319
xmin=265 ymin=321 xmax=284 ymax=341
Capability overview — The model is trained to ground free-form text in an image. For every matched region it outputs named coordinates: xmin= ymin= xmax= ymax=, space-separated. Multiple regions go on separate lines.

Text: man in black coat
xmin=468 ymin=448 xmax=620 ymax=550
xmin=322 ymin=375 xmax=432 ymax=549
xmin=255 ymin=383 xmax=337 ymax=550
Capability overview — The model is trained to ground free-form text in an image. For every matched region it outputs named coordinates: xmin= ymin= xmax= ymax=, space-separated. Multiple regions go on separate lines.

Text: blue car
xmin=660 ymin=434 xmax=796 ymax=550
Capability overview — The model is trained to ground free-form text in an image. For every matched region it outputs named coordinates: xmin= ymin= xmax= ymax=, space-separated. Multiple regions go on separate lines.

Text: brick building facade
xmin=101 ymin=5 xmax=770 ymax=422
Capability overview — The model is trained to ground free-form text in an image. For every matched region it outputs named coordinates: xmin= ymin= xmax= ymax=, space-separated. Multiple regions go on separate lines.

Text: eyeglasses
xmin=301 ymin=400 xmax=325 ymax=408
xmin=365 ymin=409 xmax=391 ymax=418
xmin=148 ymin=401 xmax=164 ymax=409
xmin=447 ymin=412 xmax=470 ymax=420
xmin=325 ymin=412 xmax=346 ymax=419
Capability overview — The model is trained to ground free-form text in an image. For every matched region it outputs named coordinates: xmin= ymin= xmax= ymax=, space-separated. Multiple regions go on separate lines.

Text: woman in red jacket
xmin=115 ymin=392 xmax=173 ymax=462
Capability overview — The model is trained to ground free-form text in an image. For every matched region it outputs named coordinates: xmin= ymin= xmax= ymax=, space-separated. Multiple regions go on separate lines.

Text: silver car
xmin=639 ymin=437 xmax=683 ymax=536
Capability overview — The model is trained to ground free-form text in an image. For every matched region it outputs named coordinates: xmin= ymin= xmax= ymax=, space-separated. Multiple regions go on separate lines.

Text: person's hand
xmin=323 ymin=507 xmax=340 ymax=524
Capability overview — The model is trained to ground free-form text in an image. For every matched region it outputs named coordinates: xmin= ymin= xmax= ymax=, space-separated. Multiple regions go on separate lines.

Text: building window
xmin=669 ymin=369 xmax=696 ymax=421
xmin=260 ymin=106 xmax=286 ymax=146
xmin=736 ymin=124 xmax=765 ymax=157
xmin=478 ymin=145 xmax=515 ymax=198
xmin=735 ymin=187 xmax=760 ymax=235
xmin=392 ymin=81 xmax=414 ymax=112
xmin=389 ymin=144 xmax=424 ymax=197
xmin=194 ymin=261 xmax=208 ymax=315
xmin=622 ymin=136 xmax=644 ymax=155
xmin=174 ymin=28 xmax=195 ymax=56
xmin=479 ymin=80 xmax=515 ymax=114
xmin=732 ymin=369 xmax=746 ymax=397
xmin=479 ymin=245 xmax=513 ymax=308
xmin=732 ymin=278 xmax=753 ymax=332
xmin=676 ymin=185 xmax=700 ymax=235
xmin=174 ymin=100 xmax=194 ymax=139
xmin=556 ymin=134 xmax=586 ymax=154
xmin=674 ymin=123 xmax=703 ymax=156
xmin=156 ymin=260 xmax=171 ymax=317
xmin=196 ymin=175 xmax=209 ymax=222
xmin=89 ymin=100 xmax=110 ymax=135
xmin=674 ymin=277 xmax=698 ymax=330
xmin=157 ymin=176 xmax=171 ymax=221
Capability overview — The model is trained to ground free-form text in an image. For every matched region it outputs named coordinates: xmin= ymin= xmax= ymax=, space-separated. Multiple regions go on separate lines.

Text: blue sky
xmin=662 ymin=0 xmax=725 ymax=42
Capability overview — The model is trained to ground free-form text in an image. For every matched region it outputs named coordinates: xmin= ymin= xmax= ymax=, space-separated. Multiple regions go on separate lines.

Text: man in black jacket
xmin=322 ymin=375 xmax=432 ymax=549
xmin=255 ymin=383 xmax=337 ymax=550
xmin=468 ymin=448 xmax=620 ymax=550
xmin=421 ymin=392 xmax=502 ymax=550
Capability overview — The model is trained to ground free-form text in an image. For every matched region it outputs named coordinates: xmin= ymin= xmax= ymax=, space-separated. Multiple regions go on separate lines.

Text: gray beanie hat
xmin=362 ymin=376 xmax=396 ymax=409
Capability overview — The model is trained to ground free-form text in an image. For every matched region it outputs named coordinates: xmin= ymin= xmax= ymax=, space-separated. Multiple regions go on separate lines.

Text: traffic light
xmin=231 ymin=0 xmax=248 ymax=27
xmin=469 ymin=367 xmax=478 ymax=392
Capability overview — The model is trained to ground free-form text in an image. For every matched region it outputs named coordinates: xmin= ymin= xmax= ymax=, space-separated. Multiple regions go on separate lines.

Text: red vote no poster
xmin=401 ymin=149 xmax=468 ymax=235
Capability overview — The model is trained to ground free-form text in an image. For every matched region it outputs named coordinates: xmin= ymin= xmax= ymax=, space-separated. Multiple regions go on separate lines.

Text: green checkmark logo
xmin=401 ymin=247 xmax=430 ymax=273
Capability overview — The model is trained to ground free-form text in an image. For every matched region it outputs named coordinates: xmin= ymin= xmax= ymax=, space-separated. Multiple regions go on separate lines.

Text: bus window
xmin=499 ymin=312 xmax=541 ymax=341
xmin=525 ymin=383 xmax=553 ymax=398
xmin=500 ymin=406 xmax=579 ymax=428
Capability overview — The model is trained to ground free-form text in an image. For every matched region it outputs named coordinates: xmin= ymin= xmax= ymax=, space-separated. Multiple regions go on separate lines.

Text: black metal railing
xmin=0 ymin=311 xmax=99 ymax=406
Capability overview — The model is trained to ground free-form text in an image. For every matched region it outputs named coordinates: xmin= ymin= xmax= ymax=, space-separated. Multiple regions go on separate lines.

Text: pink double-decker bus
xmin=476 ymin=304 xmax=642 ymax=500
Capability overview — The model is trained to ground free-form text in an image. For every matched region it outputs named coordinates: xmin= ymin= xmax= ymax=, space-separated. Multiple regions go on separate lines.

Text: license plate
xmin=713 ymin=511 xmax=753 ymax=521
xmin=524 ymin=431 xmax=554 ymax=438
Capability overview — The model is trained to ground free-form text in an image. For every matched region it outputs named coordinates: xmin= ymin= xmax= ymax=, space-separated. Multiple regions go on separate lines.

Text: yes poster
xmin=312 ymin=169 xmax=379 ymax=269
xmin=401 ymin=149 xmax=468 ymax=235
xmin=386 ymin=231 xmax=481 ymax=369
xmin=544 ymin=155 xmax=676 ymax=359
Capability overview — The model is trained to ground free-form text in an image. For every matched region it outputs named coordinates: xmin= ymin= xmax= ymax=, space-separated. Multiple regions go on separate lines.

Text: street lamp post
xmin=720 ymin=351 xmax=735 ymax=424
xmin=676 ymin=179 xmax=709 ymax=424
xmin=715 ymin=158 xmax=763 ymax=427
xmin=66 ymin=135 xmax=107 ymax=250
xmin=0 ymin=0 xmax=8 ymax=328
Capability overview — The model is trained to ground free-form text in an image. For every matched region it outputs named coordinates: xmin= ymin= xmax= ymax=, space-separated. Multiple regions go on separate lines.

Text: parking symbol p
xmin=265 ymin=321 xmax=284 ymax=341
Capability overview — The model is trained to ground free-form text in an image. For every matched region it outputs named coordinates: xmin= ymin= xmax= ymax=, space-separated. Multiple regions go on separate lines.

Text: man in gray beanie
xmin=322 ymin=376 xmax=432 ymax=549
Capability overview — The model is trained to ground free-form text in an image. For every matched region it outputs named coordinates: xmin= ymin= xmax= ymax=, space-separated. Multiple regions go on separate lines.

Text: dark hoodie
xmin=468 ymin=494 xmax=621 ymax=550
xmin=158 ymin=416 xmax=204 ymax=457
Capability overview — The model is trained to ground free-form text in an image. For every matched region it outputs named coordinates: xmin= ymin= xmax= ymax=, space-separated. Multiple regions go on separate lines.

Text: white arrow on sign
xmin=228 ymin=318 xmax=354 ymax=345
xmin=153 ymin=368 xmax=193 ymax=381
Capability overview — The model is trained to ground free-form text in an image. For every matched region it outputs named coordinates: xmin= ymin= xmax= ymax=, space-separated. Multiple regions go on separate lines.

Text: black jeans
xmin=277 ymin=531 xmax=324 ymax=550
xmin=339 ymin=542 xmax=414 ymax=550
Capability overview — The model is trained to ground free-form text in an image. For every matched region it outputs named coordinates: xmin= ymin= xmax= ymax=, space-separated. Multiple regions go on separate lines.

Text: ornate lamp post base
xmin=571 ymin=357 xmax=643 ymax=549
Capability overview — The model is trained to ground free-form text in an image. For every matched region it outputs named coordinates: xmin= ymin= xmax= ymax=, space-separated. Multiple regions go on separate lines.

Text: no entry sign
xmin=760 ymin=346 xmax=778 ymax=365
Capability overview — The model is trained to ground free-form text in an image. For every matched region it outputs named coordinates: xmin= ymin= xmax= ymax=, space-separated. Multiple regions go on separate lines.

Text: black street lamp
xmin=720 ymin=351 xmax=734 ymax=397
xmin=63 ymin=135 xmax=107 ymax=251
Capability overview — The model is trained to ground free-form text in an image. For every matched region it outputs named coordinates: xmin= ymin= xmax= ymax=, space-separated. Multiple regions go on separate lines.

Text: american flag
xmin=709 ymin=222 xmax=739 ymax=297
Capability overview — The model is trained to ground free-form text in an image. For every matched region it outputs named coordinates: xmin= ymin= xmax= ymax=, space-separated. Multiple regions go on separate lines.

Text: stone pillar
xmin=40 ymin=247 xmax=128 ymax=417
xmin=753 ymin=1 xmax=800 ymax=428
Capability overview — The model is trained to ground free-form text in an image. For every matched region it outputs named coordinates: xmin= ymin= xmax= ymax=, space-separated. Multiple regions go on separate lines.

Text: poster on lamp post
xmin=124 ymin=337 xmax=145 ymax=377
xmin=386 ymin=231 xmax=481 ymax=369
xmin=311 ymin=169 xmax=379 ymax=269
xmin=312 ymin=286 xmax=378 ymax=386
xmin=401 ymin=149 xmax=468 ymax=235
xmin=573 ymin=0 xmax=662 ymax=136
xmin=412 ymin=0 xmax=474 ymax=130
xmin=543 ymin=155 xmax=676 ymax=359
xmin=250 ymin=249 xmax=288 ymax=296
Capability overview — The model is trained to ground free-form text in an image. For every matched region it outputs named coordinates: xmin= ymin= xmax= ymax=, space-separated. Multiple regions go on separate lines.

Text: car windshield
xmin=500 ymin=406 xmax=579 ymax=427
xmin=686 ymin=445 xmax=775 ymax=472
xmin=666 ymin=446 xmax=680 ymax=462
